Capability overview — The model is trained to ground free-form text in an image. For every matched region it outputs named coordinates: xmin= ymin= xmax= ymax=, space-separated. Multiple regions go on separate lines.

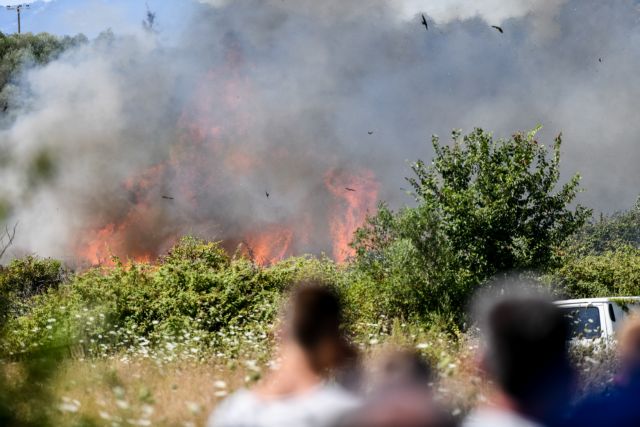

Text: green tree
xmin=569 ymin=198 xmax=640 ymax=255
xmin=553 ymin=244 xmax=640 ymax=298
xmin=0 ymin=31 xmax=87 ymax=113
xmin=351 ymin=128 xmax=591 ymax=323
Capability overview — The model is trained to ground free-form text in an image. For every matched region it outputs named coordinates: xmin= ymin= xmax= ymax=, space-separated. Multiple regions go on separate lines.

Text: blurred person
xmin=338 ymin=350 xmax=456 ymax=427
xmin=614 ymin=313 xmax=640 ymax=387
xmin=207 ymin=280 xmax=360 ymax=427
xmin=567 ymin=314 xmax=640 ymax=427
xmin=463 ymin=297 xmax=573 ymax=427
xmin=372 ymin=349 xmax=433 ymax=390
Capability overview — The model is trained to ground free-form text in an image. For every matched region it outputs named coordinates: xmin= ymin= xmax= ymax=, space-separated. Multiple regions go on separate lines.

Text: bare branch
xmin=0 ymin=221 xmax=18 ymax=260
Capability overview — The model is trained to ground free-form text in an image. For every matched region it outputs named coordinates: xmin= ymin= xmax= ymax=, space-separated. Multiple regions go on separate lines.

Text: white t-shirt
xmin=463 ymin=407 xmax=545 ymax=427
xmin=207 ymin=383 xmax=360 ymax=427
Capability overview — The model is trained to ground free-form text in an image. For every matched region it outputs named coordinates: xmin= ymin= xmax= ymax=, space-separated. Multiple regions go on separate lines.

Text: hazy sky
xmin=0 ymin=0 xmax=189 ymax=38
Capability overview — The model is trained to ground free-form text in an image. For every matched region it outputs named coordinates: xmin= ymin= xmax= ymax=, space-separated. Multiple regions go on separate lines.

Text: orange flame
xmin=324 ymin=169 xmax=380 ymax=263
xmin=244 ymin=225 xmax=294 ymax=265
xmin=74 ymin=39 xmax=381 ymax=267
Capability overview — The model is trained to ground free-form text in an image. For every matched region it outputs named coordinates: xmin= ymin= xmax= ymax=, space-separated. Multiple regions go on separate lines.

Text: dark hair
xmin=379 ymin=350 xmax=433 ymax=388
xmin=290 ymin=280 xmax=343 ymax=351
xmin=485 ymin=298 xmax=571 ymax=406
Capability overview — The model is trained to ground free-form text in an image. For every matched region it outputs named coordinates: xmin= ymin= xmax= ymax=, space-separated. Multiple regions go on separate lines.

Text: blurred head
xmin=339 ymin=350 xmax=452 ymax=427
xmin=339 ymin=392 xmax=457 ymax=427
xmin=482 ymin=297 xmax=572 ymax=417
xmin=284 ymin=280 xmax=354 ymax=374
xmin=617 ymin=314 xmax=640 ymax=381
xmin=373 ymin=349 xmax=433 ymax=391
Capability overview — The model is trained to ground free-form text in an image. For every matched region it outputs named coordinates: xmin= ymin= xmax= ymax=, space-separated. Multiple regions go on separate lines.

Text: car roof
xmin=554 ymin=297 xmax=640 ymax=306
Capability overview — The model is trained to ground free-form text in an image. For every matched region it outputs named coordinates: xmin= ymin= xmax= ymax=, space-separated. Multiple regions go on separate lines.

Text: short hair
xmin=378 ymin=350 xmax=433 ymax=388
xmin=290 ymin=280 xmax=343 ymax=352
xmin=485 ymin=297 xmax=571 ymax=404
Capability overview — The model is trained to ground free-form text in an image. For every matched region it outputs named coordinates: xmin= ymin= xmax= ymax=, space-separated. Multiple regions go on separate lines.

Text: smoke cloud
xmin=1 ymin=0 xmax=639 ymax=263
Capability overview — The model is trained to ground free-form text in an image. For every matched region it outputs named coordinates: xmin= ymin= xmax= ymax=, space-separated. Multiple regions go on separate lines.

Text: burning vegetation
xmin=75 ymin=42 xmax=379 ymax=266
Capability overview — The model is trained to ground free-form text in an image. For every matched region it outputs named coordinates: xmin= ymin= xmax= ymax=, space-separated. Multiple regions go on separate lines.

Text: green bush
xmin=570 ymin=199 xmax=640 ymax=254
xmin=350 ymin=128 xmax=589 ymax=324
xmin=0 ymin=256 xmax=67 ymax=323
xmin=552 ymin=244 xmax=640 ymax=298
xmin=0 ymin=238 xmax=343 ymax=358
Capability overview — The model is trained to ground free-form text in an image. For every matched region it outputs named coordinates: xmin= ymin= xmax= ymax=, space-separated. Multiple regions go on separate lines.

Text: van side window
xmin=560 ymin=307 xmax=602 ymax=339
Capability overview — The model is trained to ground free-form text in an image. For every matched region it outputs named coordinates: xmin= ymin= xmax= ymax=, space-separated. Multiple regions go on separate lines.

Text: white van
xmin=554 ymin=297 xmax=640 ymax=340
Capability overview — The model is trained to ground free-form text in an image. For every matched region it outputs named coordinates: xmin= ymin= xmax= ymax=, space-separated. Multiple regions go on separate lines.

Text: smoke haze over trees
xmin=0 ymin=0 xmax=639 ymax=262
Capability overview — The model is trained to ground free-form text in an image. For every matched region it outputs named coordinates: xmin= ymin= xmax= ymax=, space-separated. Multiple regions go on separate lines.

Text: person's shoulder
xmin=311 ymin=383 xmax=361 ymax=409
xmin=463 ymin=407 xmax=544 ymax=427
xmin=207 ymin=389 xmax=256 ymax=427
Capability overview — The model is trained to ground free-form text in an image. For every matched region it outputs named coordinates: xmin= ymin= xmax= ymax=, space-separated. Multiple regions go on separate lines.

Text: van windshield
xmin=560 ymin=307 xmax=602 ymax=339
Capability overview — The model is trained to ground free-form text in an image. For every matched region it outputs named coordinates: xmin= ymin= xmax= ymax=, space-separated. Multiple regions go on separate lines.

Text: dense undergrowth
xmin=0 ymin=129 xmax=639 ymax=425
xmin=0 ymin=231 xmax=634 ymax=426
xmin=2 ymin=129 xmax=640 ymax=361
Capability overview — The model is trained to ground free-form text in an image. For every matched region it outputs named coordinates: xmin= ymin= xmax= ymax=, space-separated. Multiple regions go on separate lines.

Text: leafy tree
xmin=351 ymin=128 xmax=591 ymax=323
xmin=569 ymin=198 xmax=640 ymax=254
xmin=553 ymin=244 xmax=640 ymax=299
xmin=548 ymin=199 xmax=640 ymax=299
xmin=0 ymin=31 xmax=87 ymax=114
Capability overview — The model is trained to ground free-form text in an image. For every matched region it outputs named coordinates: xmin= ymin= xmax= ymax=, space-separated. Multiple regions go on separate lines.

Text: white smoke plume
xmin=0 ymin=0 xmax=638 ymax=264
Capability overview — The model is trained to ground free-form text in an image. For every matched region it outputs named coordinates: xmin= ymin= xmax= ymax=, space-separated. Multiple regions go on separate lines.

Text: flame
xmin=324 ymin=169 xmax=380 ymax=263
xmin=77 ymin=164 xmax=172 ymax=266
xmin=77 ymin=202 xmax=160 ymax=267
xmin=244 ymin=225 xmax=294 ymax=265
xmin=80 ymin=223 xmax=116 ymax=265
xmin=74 ymin=38 xmax=380 ymax=267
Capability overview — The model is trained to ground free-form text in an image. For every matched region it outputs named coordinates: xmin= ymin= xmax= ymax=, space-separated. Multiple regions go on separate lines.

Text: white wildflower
xmin=141 ymin=405 xmax=154 ymax=417
xmin=58 ymin=398 xmax=80 ymax=413
xmin=128 ymin=419 xmax=151 ymax=426
xmin=186 ymin=401 xmax=201 ymax=415
xmin=116 ymin=400 xmax=129 ymax=410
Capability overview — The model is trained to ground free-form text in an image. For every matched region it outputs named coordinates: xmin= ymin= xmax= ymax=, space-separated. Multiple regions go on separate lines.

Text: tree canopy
xmin=0 ymin=31 xmax=87 ymax=113
xmin=350 ymin=128 xmax=591 ymax=322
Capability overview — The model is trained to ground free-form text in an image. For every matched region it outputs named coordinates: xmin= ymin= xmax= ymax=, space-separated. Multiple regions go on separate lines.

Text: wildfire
xmin=74 ymin=37 xmax=380 ymax=267
xmin=244 ymin=225 xmax=294 ymax=265
xmin=80 ymin=223 xmax=116 ymax=265
xmin=77 ymin=205 xmax=160 ymax=267
xmin=324 ymin=169 xmax=380 ymax=263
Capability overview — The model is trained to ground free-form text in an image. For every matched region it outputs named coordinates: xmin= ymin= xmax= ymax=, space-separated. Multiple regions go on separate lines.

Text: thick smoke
xmin=1 ymin=0 xmax=639 ymax=263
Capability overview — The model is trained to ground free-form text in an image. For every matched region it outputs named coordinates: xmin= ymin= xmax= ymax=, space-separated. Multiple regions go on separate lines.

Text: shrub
xmin=552 ymin=244 xmax=640 ymax=298
xmin=351 ymin=128 xmax=590 ymax=324
xmin=570 ymin=199 xmax=640 ymax=254
xmin=0 ymin=256 xmax=67 ymax=323
xmin=0 ymin=238 xmax=343 ymax=358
